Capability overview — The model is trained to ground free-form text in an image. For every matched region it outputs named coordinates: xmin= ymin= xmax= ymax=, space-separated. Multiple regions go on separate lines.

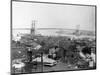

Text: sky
xmin=12 ymin=1 xmax=96 ymax=31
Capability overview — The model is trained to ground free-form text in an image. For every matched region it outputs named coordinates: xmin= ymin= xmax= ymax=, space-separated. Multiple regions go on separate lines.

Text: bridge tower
xmin=30 ymin=20 xmax=36 ymax=35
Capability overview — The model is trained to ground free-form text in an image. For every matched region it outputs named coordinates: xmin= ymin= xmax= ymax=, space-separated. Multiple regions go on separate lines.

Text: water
xmin=12 ymin=29 xmax=95 ymax=40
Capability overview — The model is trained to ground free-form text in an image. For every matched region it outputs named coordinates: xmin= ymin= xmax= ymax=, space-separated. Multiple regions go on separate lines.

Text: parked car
xmin=32 ymin=56 xmax=57 ymax=66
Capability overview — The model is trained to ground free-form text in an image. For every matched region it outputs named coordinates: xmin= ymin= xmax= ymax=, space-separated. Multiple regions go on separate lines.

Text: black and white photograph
xmin=11 ymin=0 xmax=96 ymax=74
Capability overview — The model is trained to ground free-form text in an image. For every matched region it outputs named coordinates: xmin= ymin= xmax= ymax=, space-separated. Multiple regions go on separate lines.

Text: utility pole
xmin=41 ymin=52 xmax=43 ymax=72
